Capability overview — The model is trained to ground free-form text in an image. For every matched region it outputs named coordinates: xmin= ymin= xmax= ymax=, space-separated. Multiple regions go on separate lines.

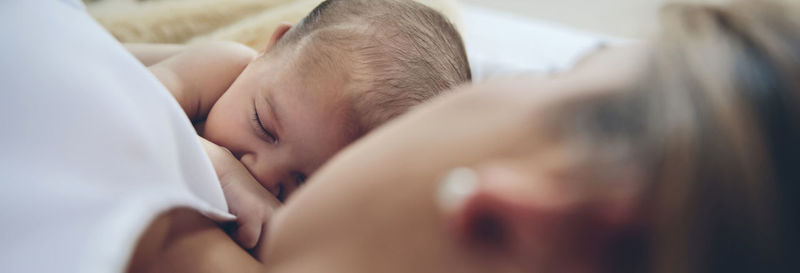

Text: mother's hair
xmin=554 ymin=1 xmax=800 ymax=272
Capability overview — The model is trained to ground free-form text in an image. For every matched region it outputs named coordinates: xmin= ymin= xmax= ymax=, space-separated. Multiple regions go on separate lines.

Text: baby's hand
xmin=199 ymin=137 xmax=280 ymax=250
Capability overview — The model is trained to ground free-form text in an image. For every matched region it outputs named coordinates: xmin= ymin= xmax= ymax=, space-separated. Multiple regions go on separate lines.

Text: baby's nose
xmin=238 ymin=153 xmax=289 ymax=198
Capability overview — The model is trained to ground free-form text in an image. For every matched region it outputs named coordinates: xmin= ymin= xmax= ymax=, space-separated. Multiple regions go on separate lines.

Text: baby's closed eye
xmin=251 ymin=99 xmax=278 ymax=144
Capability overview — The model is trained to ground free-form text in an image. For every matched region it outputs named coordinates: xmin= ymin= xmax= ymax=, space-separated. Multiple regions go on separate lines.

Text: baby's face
xmin=203 ymin=52 xmax=353 ymax=201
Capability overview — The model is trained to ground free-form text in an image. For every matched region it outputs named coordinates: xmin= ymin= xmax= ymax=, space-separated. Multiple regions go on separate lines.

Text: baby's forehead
xmin=281 ymin=38 xmax=375 ymax=99
xmin=272 ymin=25 xmax=446 ymax=142
xmin=265 ymin=46 xmax=364 ymax=137
xmin=289 ymin=33 xmax=361 ymax=77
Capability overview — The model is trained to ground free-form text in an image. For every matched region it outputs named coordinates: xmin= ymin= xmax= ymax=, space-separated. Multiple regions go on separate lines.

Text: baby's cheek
xmin=202 ymin=105 xmax=259 ymax=158
xmin=201 ymin=107 xmax=236 ymax=145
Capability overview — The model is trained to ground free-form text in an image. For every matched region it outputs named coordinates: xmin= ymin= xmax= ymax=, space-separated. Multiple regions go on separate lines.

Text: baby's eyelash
xmin=252 ymin=101 xmax=278 ymax=144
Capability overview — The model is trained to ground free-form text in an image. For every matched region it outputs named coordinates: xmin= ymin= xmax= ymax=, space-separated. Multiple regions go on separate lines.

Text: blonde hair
xmin=554 ymin=1 xmax=800 ymax=272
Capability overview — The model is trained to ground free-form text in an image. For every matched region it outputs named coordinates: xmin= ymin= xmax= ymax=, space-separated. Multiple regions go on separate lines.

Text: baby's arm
xmin=125 ymin=43 xmax=185 ymax=66
xmin=145 ymin=41 xmax=257 ymax=121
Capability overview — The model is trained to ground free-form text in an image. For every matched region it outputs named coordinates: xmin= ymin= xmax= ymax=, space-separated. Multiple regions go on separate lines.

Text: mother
xmin=128 ymin=1 xmax=800 ymax=272
xmin=3 ymin=0 xmax=799 ymax=273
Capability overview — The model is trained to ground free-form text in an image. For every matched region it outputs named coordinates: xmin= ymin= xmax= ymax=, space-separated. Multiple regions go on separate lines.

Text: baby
xmin=129 ymin=0 xmax=470 ymax=250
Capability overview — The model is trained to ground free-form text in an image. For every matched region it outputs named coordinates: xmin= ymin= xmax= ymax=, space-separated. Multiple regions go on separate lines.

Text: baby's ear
xmin=261 ymin=23 xmax=293 ymax=55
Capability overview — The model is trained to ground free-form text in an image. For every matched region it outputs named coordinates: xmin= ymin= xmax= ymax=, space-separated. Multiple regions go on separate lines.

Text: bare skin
xmin=126 ymin=44 xmax=650 ymax=273
xmin=136 ymin=41 xmax=257 ymax=122
xmin=127 ymin=40 xmax=283 ymax=250
xmin=126 ymin=209 xmax=264 ymax=273
xmin=124 ymin=43 xmax=185 ymax=67
xmin=128 ymin=23 xmax=357 ymax=252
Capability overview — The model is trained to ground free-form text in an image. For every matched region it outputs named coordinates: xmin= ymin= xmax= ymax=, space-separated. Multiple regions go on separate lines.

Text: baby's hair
xmin=273 ymin=0 xmax=471 ymax=138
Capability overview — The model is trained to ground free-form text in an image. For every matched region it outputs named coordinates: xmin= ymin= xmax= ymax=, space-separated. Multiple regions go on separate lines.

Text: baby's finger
xmin=233 ymin=219 xmax=262 ymax=250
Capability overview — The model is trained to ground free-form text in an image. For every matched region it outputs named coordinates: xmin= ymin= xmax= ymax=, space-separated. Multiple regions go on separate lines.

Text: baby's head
xmin=204 ymin=0 xmax=471 ymax=201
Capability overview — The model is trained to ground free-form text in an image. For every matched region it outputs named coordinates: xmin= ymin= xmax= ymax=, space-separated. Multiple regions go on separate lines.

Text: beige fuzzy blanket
xmin=86 ymin=0 xmax=462 ymax=50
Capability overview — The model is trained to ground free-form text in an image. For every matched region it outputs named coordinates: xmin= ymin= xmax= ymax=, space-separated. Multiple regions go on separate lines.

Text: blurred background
xmin=462 ymin=0 xmax=729 ymax=38
xmin=85 ymin=0 xmax=736 ymax=80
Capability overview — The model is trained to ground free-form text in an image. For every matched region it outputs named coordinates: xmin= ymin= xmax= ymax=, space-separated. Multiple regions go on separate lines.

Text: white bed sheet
xmin=462 ymin=4 xmax=628 ymax=81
